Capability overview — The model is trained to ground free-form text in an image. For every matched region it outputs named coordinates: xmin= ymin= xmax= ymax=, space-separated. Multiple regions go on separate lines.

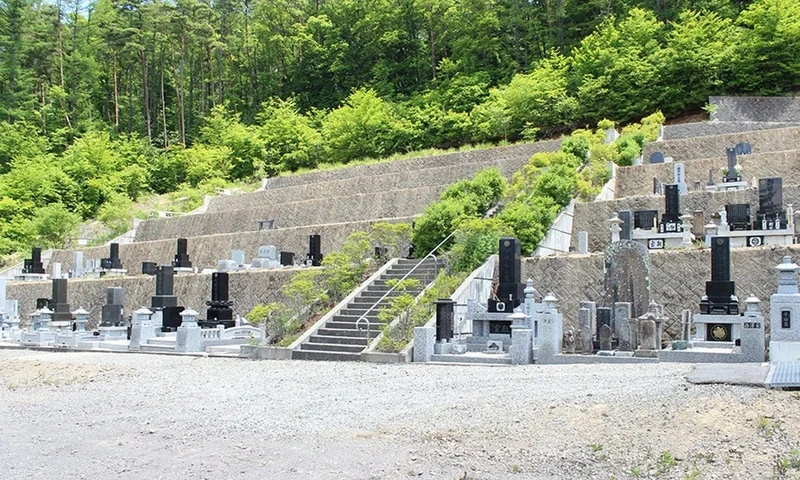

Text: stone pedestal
xmin=129 ymin=307 xmax=154 ymax=351
xmin=98 ymin=326 xmax=128 ymax=339
xmin=175 ymin=309 xmax=202 ymax=353
xmin=510 ymin=328 xmax=533 ymax=365
xmin=578 ymin=307 xmax=593 ymax=354
xmin=740 ymin=298 xmax=765 ymax=362
xmin=413 ymin=326 xmax=435 ymax=363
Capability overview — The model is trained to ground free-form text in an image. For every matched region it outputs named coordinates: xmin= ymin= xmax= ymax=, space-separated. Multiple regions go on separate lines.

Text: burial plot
xmin=603 ymin=240 xmax=650 ymax=319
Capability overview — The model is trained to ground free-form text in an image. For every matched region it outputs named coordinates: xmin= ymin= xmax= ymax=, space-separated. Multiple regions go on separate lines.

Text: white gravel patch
xmin=0 ymin=350 xmax=797 ymax=479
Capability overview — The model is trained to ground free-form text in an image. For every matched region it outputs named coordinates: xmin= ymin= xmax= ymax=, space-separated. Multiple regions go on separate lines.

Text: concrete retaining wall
xmin=260 ymin=139 xmax=563 ymax=190
xmin=663 ymin=121 xmax=800 ymax=141
xmin=207 ymin=154 xmax=535 ymax=213
xmin=616 ymin=149 xmax=800 ymax=199
xmin=135 ymin=186 xmax=439 ymax=242
xmin=570 ymin=185 xmax=800 ymax=253
xmin=523 ymin=244 xmax=800 ymax=340
xmin=642 ymin=126 xmax=800 ymax=162
xmin=710 ymin=96 xmax=800 ymax=123
xmin=7 ymin=268 xmax=296 ymax=328
xmin=48 ymin=217 xmax=412 ymax=274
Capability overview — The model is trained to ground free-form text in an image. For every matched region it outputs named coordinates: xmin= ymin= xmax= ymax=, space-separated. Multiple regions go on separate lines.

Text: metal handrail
xmin=356 ymin=230 xmax=457 ymax=336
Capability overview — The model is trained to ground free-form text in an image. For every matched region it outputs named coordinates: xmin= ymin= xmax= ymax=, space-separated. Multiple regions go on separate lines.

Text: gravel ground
xmin=0 ymin=350 xmax=798 ymax=480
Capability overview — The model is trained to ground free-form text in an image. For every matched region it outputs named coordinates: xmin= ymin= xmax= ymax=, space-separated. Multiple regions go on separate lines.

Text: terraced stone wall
xmin=642 ymin=126 xmax=800 ymax=161
xmin=8 ymin=268 xmax=295 ymax=328
xmin=207 ymin=154 xmax=535 ymax=213
xmin=523 ymin=244 xmax=800 ymax=339
xmin=135 ymin=186 xmax=438 ymax=242
xmin=258 ymin=139 xmax=562 ymax=190
xmin=571 ymin=186 xmax=800 ymax=253
xmin=49 ymin=217 xmax=411 ymax=275
xmin=616 ymin=150 xmax=800 ymax=198
xmin=710 ymin=96 xmax=800 ymax=123
xmin=662 ymin=121 xmax=800 ymax=141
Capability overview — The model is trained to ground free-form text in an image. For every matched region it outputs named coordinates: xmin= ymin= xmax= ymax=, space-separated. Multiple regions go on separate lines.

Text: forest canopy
xmin=0 ymin=0 xmax=799 ymax=255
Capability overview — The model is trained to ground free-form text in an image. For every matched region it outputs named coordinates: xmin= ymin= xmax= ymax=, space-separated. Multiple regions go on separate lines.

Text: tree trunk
xmin=141 ymin=52 xmax=152 ymax=141
xmin=113 ymin=55 xmax=120 ymax=131
xmin=160 ymin=51 xmax=168 ymax=148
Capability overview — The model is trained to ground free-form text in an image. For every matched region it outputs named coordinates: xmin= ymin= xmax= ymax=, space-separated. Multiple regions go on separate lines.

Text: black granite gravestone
xmin=735 ymin=141 xmax=752 ymax=155
xmin=724 ymin=147 xmax=740 ymax=182
xmin=49 ymin=278 xmax=71 ymax=322
xmin=489 ymin=238 xmax=525 ymax=313
xmin=699 ymin=237 xmax=739 ymax=315
xmin=634 ymin=210 xmax=659 ymax=230
xmin=434 ymin=299 xmax=455 ymax=342
xmin=100 ymin=287 xmax=124 ymax=327
xmin=658 ymin=185 xmax=682 ymax=233
xmin=725 ymin=204 xmax=752 ymax=231
xmin=596 ymin=307 xmax=612 ymax=335
xmin=307 ymin=234 xmax=323 ymax=266
xmin=101 ymin=243 xmax=123 ymax=270
xmin=172 ymin=238 xmax=192 ymax=269
xmin=754 ymin=177 xmax=786 ymax=230
xmin=23 ymin=247 xmax=45 ymax=274
xmin=151 ymin=266 xmax=178 ymax=309
xmin=142 ymin=261 xmax=157 ymax=275
xmin=202 ymin=272 xmax=235 ymax=329
xmin=618 ymin=210 xmax=633 ymax=241
xmin=280 ymin=251 xmax=295 ymax=267
xmin=36 ymin=297 xmax=49 ymax=309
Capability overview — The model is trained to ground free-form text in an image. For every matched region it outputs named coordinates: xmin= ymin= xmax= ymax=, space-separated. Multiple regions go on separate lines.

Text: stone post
xmin=680 ymin=309 xmax=692 ymax=341
xmin=614 ymin=302 xmax=632 ymax=351
xmin=718 ymin=209 xmax=730 ymax=234
xmin=741 ymin=296 xmax=765 ymax=362
xmin=129 ymin=307 xmax=154 ymax=351
xmin=578 ymin=308 xmax=593 ymax=354
xmin=38 ymin=307 xmax=53 ymax=331
xmin=413 ymin=327 xmax=435 ymax=363
xmin=536 ymin=295 xmax=562 ymax=364
xmin=176 ymin=308 xmax=202 ymax=353
xmin=704 ymin=222 xmax=719 ymax=247
xmin=577 ymin=231 xmax=589 ymax=254
xmin=509 ymin=311 xmax=532 ymax=365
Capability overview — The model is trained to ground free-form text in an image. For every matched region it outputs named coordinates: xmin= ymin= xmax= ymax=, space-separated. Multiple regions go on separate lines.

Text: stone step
xmin=360 ymin=289 xmax=409 ymax=297
xmin=139 ymin=343 xmax=175 ymax=352
xmin=317 ymin=328 xmax=380 ymax=338
xmin=381 ymin=272 xmax=435 ymax=280
xmin=332 ymin=314 xmax=392 ymax=324
xmin=299 ymin=342 xmax=364 ymax=353
xmin=429 ymin=354 xmax=512 ymax=365
xmin=292 ymin=349 xmax=362 ymax=362
xmin=309 ymin=334 xmax=369 ymax=346
xmin=145 ymin=337 xmax=176 ymax=347
xmin=325 ymin=320 xmax=389 ymax=331
xmin=338 ymin=309 xmax=382 ymax=318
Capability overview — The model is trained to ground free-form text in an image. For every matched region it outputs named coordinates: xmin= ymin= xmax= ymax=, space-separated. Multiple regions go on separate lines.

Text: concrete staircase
xmin=293 ymin=258 xmax=439 ymax=361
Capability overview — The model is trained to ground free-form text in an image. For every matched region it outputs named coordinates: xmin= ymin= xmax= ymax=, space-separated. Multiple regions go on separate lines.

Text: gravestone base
xmin=173 ymin=267 xmax=194 ymax=275
xmin=129 ymin=320 xmax=155 ymax=351
xmin=692 ymin=313 xmax=743 ymax=344
xmin=634 ymin=348 xmax=659 ymax=358
xmin=434 ymin=342 xmax=453 ymax=355
xmin=98 ymin=326 xmax=128 ymax=339
xmin=597 ymin=350 xmax=615 ymax=356
xmin=175 ymin=325 xmax=202 ymax=352
xmin=770 ymin=342 xmax=800 ymax=362
xmin=21 ymin=330 xmax=55 ymax=346
xmin=711 ymin=181 xmax=749 ymax=192
xmin=615 ymin=351 xmax=635 ymax=357
xmin=631 ymin=231 xmax=684 ymax=250
xmin=712 ymin=229 xmax=794 ymax=249
xmin=98 ymin=268 xmax=127 ymax=278
xmin=14 ymin=273 xmax=49 ymax=282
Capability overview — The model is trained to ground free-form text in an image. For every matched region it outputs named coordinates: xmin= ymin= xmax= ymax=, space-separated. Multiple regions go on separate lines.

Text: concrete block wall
xmin=206 ymin=153 xmax=537 ymax=214
xmin=662 ymin=121 xmax=800 ymax=141
xmin=258 ymin=139 xmax=563 ymax=190
xmin=616 ymin=149 xmax=800 ymax=199
xmin=642 ymin=126 xmax=800 ymax=161
xmin=7 ymin=268 xmax=295 ymax=329
xmin=135 ymin=186 xmax=439 ymax=242
xmin=710 ymin=96 xmax=800 ymax=123
xmin=49 ymin=217 xmax=412 ymax=275
xmin=570 ymin=185 xmax=800 ymax=253
xmin=523 ymin=244 xmax=800 ymax=340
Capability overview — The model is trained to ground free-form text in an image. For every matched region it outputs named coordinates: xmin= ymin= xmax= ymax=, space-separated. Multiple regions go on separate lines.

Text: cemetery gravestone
xmin=578 ymin=307 xmax=593 ymax=354
xmin=49 ymin=279 xmax=72 ymax=323
xmin=618 ymin=210 xmax=632 ymax=241
xmin=596 ymin=307 xmax=612 ymax=335
xmin=735 ymin=141 xmax=752 ymax=156
xmin=658 ymin=184 xmax=682 ymax=233
xmin=22 ymin=247 xmax=45 ymax=275
xmin=725 ymin=148 xmax=740 ymax=182
xmin=280 ymin=251 xmax=295 ymax=267
xmin=650 ymin=152 xmax=665 ymax=164
xmin=101 ymin=243 xmax=123 ymax=270
xmin=172 ymin=238 xmax=192 ymax=269
xmin=725 ymin=204 xmax=751 ymax=231
xmin=307 ymin=234 xmax=323 ymax=267
xmin=755 ymin=177 xmax=786 ymax=230
xmin=673 ymin=163 xmax=687 ymax=194
xmin=634 ymin=210 xmax=658 ymax=230
xmin=204 ymin=272 xmax=235 ymax=329
xmin=489 ymin=238 xmax=525 ymax=314
xmin=101 ymin=287 xmax=125 ymax=327
xmin=599 ymin=324 xmax=613 ymax=352
xmin=603 ymin=241 xmax=651 ymax=319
